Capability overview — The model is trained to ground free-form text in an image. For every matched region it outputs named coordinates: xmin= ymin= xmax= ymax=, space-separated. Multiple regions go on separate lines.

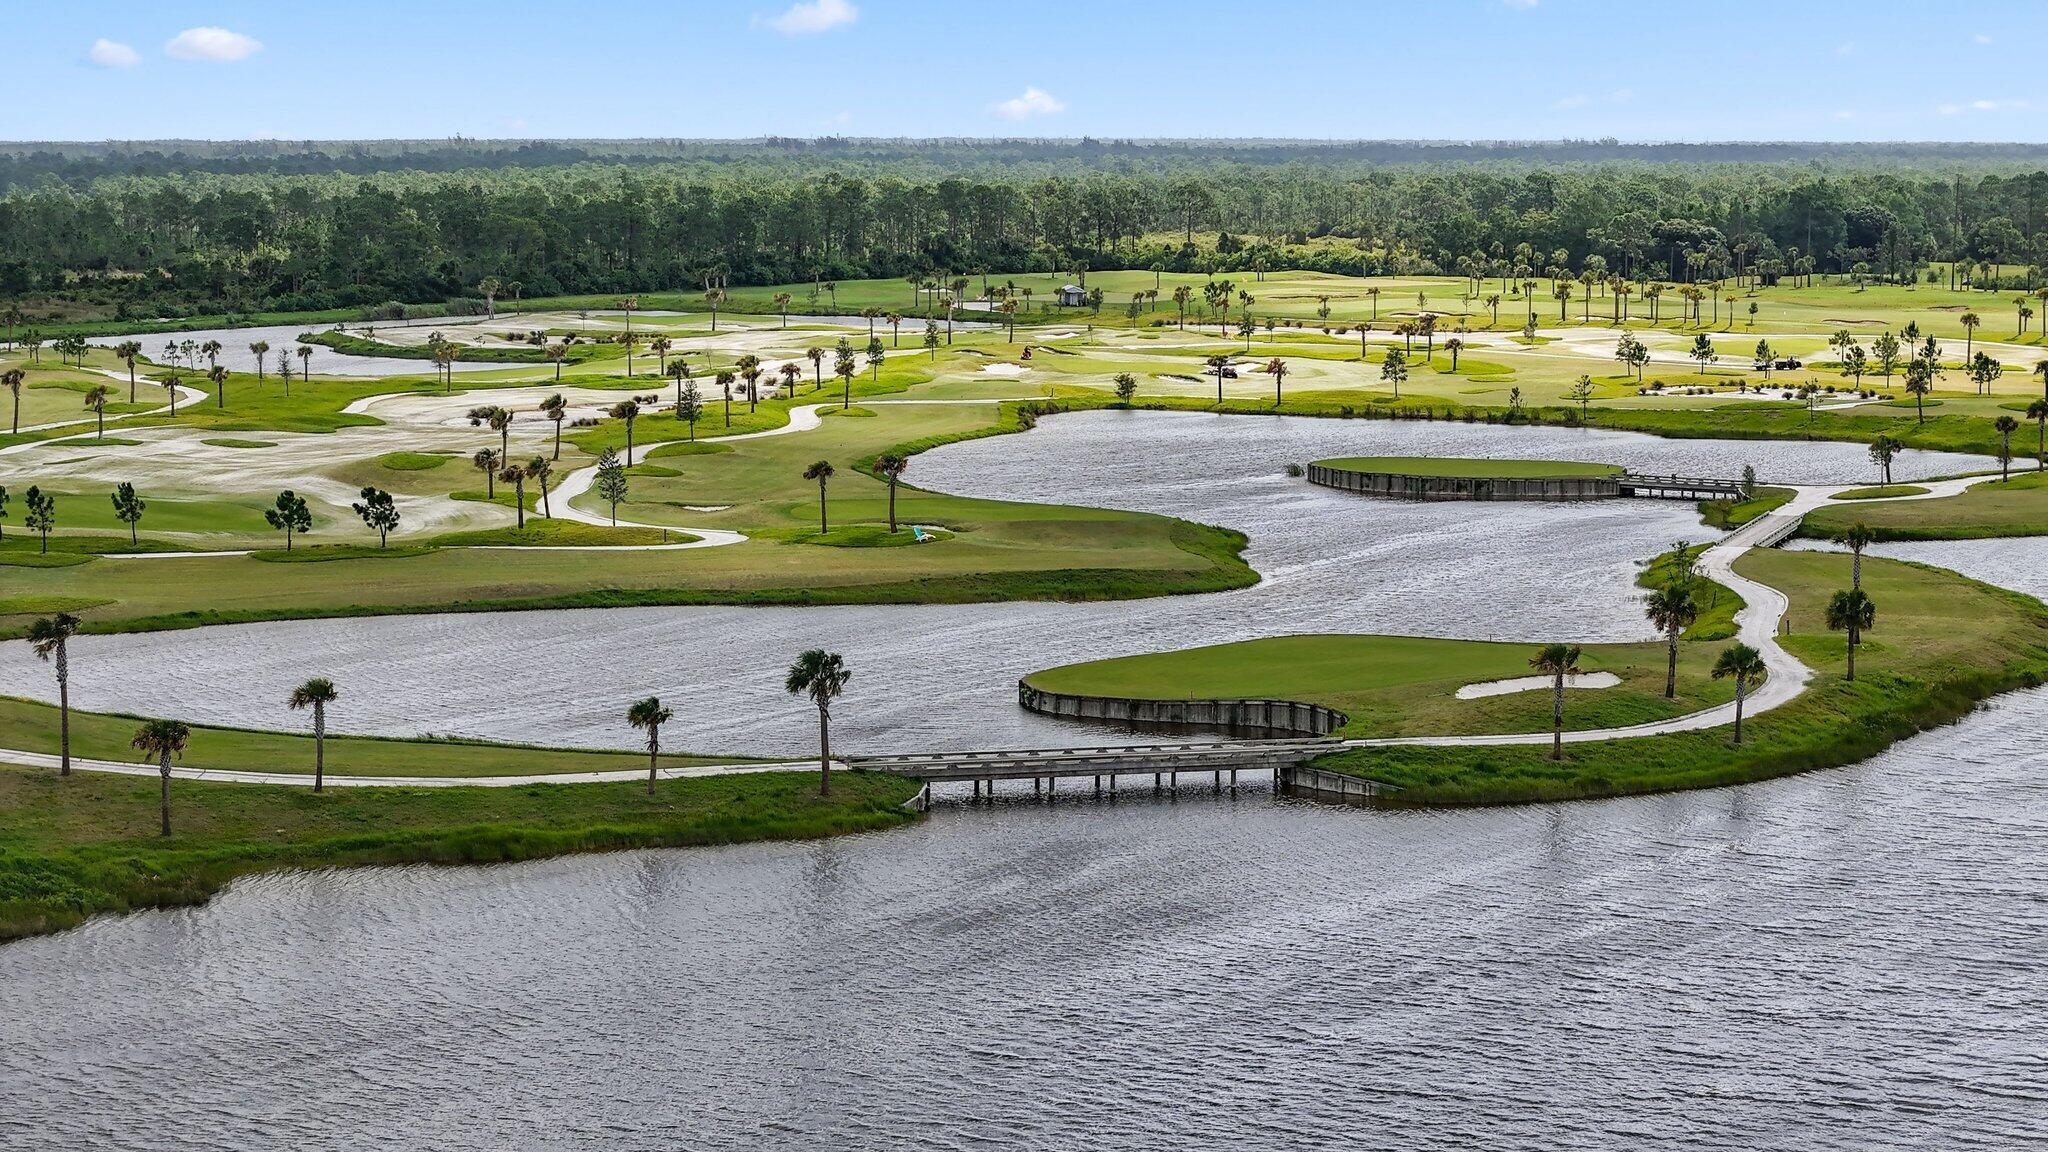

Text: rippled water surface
xmin=2 ymin=417 xmax=2043 ymax=1149
xmin=0 ymin=413 xmax=1993 ymax=755
xmin=3 ymin=695 xmax=2045 ymax=1150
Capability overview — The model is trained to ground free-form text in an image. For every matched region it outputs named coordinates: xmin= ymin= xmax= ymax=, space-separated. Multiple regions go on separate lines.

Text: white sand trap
xmin=979 ymin=363 xmax=1031 ymax=377
xmin=1455 ymin=671 xmax=1621 ymax=700
xmin=1038 ymin=331 xmax=1081 ymax=340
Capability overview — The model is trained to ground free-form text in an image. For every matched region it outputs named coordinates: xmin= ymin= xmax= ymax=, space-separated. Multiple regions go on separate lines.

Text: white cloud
xmin=1833 ymin=41 xmax=1856 ymax=56
xmin=825 ymin=110 xmax=853 ymax=126
xmin=1833 ymin=109 xmax=1857 ymax=121
xmin=1553 ymin=94 xmax=1589 ymax=110
xmin=993 ymin=87 xmax=1065 ymax=121
xmin=1502 ymin=0 xmax=1539 ymax=8
xmin=763 ymin=0 xmax=857 ymax=34
xmin=165 ymin=27 xmax=263 ymax=62
xmin=1939 ymin=98 xmax=2027 ymax=115
xmin=87 ymin=39 xmax=140 ymax=68
xmin=1972 ymin=32 xmax=1993 ymax=44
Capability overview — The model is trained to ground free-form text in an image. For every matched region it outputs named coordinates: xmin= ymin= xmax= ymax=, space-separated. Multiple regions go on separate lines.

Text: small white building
xmin=1055 ymin=284 xmax=1087 ymax=307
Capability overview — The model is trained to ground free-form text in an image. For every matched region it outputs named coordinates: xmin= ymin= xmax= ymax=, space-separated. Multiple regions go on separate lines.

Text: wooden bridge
xmin=851 ymin=738 xmax=1344 ymax=807
xmin=1618 ymin=473 xmax=1748 ymax=501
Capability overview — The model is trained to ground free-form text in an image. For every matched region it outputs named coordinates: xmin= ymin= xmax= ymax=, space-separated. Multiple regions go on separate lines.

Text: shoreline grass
xmin=0 ymin=768 xmax=920 ymax=943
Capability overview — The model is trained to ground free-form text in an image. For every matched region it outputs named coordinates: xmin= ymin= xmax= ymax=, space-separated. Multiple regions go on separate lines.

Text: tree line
xmin=4 ymin=142 xmax=2048 ymax=317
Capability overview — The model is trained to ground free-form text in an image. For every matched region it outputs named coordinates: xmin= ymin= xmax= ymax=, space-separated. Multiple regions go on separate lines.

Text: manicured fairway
xmin=1805 ymin=471 xmax=2048 ymax=539
xmin=1315 ymin=552 xmax=2048 ymax=804
xmin=0 ymin=696 xmax=754 ymax=777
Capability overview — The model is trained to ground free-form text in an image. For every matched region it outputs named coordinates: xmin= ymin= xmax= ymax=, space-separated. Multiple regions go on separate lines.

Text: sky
xmin=0 ymin=0 xmax=2040 ymax=142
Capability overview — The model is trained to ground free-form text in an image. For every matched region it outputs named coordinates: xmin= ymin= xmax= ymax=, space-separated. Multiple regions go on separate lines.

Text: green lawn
xmin=0 ymin=766 xmax=918 ymax=942
xmin=1312 ymin=455 xmax=1623 ymax=480
xmin=1804 ymin=470 xmax=2048 ymax=539
xmin=1312 ymin=551 xmax=2048 ymax=804
xmin=1831 ymin=485 xmax=1931 ymax=500
xmin=0 ymin=695 xmax=755 ymax=777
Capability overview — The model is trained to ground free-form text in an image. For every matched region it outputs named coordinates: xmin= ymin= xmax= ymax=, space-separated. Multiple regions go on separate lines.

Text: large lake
xmin=2 ymin=415 xmax=2041 ymax=1150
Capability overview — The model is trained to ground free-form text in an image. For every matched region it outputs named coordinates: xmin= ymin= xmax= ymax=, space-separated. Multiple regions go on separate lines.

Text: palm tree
xmin=539 ymin=393 xmax=567 ymax=459
xmin=875 ymin=453 xmax=908 ymax=533
xmin=83 ymin=385 xmax=110 ymax=439
xmin=609 ymin=399 xmax=641 ymax=466
xmin=117 ymin=340 xmax=144 ymax=401
xmin=1529 ymin=643 xmax=1583 ymax=760
xmin=528 ymin=456 xmax=554 ymax=518
xmin=2027 ymin=399 xmax=2048 ymax=471
xmin=288 ymin=678 xmax=339 ymax=793
xmin=803 ymin=460 xmax=835 ymax=533
xmin=3 ymin=368 xmax=22 ymax=434
xmin=247 ymin=340 xmax=269 ymax=385
xmin=1961 ymin=311 xmax=1981 ymax=360
xmin=1263 ymin=357 xmax=1287 ymax=405
xmin=1825 ymin=588 xmax=1877 ymax=681
xmin=627 ymin=696 xmax=674 ymax=795
xmin=1205 ymin=354 xmax=1230 ymax=404
xmin=1713 ymin=644 xmax=1765 ymax=744
xmin=1835 ymin=522 xmax=1875 ymax=590
xmin=200 ymin=339 xmax=222 ymax=370
xmin=131 ymin=719 xmax=190 ymax=837
xmin=784 ymin=650 xmax=851 ymax=796
xmin=546 ymin=341 xmax=568 ymax=382
xmin=1643 ymin=587 xmax=1697 ymax=699
xmin=208 ymin=364 xmax=229 ymax=408
xmin=778 ymin=361 xmax=800 ymax=398
xmin=296 ymin=344 xmax=313 ymax=380
xmin=703 ymin=288 xmax=726 ymax=332
xmin=473 ymin=448 xmax=501 ymax=498
xmin=806 ymin=346 xmax=825 ymax=391
xmin=1444 ymin=336 xmax=1464 ymax=371
xmin=774 ymin=292 xmax=793 ymax=327
xmin=650 ymin=336 xmax=672 ymax=377
xmin=27 ymin=613 xmax=80 ymax=775
xmin=500 ymin=463 xmax=529 ymax=529
xmin=1995 ymin=414 xmax=2020 ymax=480
xmin=1523 ymin=639 xmax=1581 ymax=758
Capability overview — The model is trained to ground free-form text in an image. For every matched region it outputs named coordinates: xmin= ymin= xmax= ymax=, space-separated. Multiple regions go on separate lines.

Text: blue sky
xmin=1 ymin=0 xmax=2040 ymax=142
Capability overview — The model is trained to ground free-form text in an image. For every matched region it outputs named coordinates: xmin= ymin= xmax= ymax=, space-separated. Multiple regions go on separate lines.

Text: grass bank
xmin=1310 ymin=551 xmax=2048 ymax=804
xmin=0 ymin=767 xmax=919 ymax=943
xmin=1803 ymin=470 xmax=2048 ymax=540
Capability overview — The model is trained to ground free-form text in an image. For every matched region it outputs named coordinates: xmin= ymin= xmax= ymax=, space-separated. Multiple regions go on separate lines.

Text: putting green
xmin=1312 ymin=456 xmax=1624 ymax=480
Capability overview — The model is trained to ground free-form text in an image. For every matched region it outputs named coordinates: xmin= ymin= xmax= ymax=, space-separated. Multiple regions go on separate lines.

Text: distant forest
xmin=2 ymin=138 xmax=2047 ymax=318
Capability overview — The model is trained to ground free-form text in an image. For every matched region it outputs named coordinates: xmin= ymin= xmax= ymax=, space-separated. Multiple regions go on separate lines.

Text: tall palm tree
xmin=2027 ymin=398 xmax=2048 ymax=471
xmin=1205 ymin=354 xmax=1230 ymax=404
xmin=803 ymin=460 xmax=835 ymax=533
xmin=27 ymin=613 xmax=80 ymax=775
xmin=539 ymin=393 xmax=567 ymax=459
xmin=117 ymin=340 xmax=144 ymax=401
xmin=247 ymin=340 xmax=269 ymax=385
xmin=473 ymin=448 xmax=501 ymax=498
xmin=208 ymin=364 xmax=229 ymax=408
xmin=131 ymin=719 xmax=190 ymax=837
xmin=1263 ymin=357 xmax=1287 ymax=405
xmin=1995 ymin=414 xmax=2020 ymax=481
xmin=3 ymin=368 xmax=22 ymax=434
xmin=500 ymin=463 xmax=529 ymax=529
xmin=609 ymin=400 xmax=641 ymax=466
xmin=288 ymin=678 xmax=339 ymax=793
xmin=1529 ymin=643 xmax=1583 ymax=760
xmin=785 ymin=650 xmax=851 ymax=796
xmin=528 ymin=456 xmax=554 ymax=518
xmin=806 ymin=346 xmax=825 ymax=392
xmin=1961 ymin=311 xmax=1981 ymax=360
xmin=297 ymin=344 xmax=314 ymax=381
xmin=626 ymin=696 xmax=674 ymax=795
xmin=649 ymin=336 xmax=672 ymax=377
xmin=1712 ymin=644 xmax=1765 ymax=744
xmin=546 ymin=341 xmax=567 ymax=382
xmin=1825 ymin=588 xmax=1877 ymax=681
xmin=875 ymin=453 xmax=908 ymax=532
xmin=1643 ymin=587 xmax=1697 ymax=699
xmin=82 ymin=385 xmax=110 ymax=439
xmin=1834 ymin=522 xmax=1875 ymax=590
